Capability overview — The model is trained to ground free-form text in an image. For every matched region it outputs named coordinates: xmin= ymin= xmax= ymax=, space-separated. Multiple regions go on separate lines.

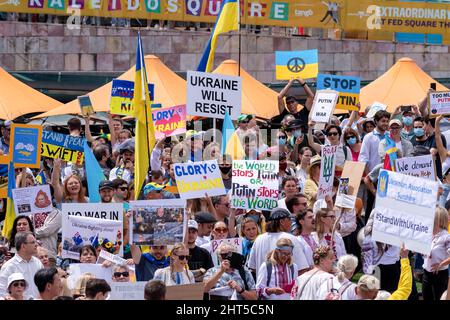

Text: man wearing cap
xmin=0 ymin=120 xmax=11 ymax=155
xmin=236 ymin=114 xmax=253 ymax=136
xmin=186 ymin=220 xmax=214 ymax=283
xmin=185 ymin=130 xmax=204 ymax=162
xmin=247 ymin=208 xmax=309 ymax=278
xmin=143 ymin=182 xmax=176 ymax=200
xmin=194 ymin=212 xmax=217 ymax=247
xmin=99 ymin=180 xmax=114 ymax=203
xmin=378 ymin=119 xmax=414 ymax=160
xmin=271 ymin=78 xmax=315 ymax=129
xmin=109 ymin=138 xmax=134 ymax=182
xmin=390 ymin=105 xmax=420 ymax=142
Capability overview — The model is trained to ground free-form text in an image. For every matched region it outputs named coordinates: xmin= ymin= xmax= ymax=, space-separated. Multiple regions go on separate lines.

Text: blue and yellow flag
xmin=383 ymin=135 xmax=397 ymax=171
xmin=2 ymin=162 xmax=16 ymax=239
xmin=197 ymin=0 xmax=239 ymax=72
xmin=275 ymin=49 xmax=319 ymax=80
xmin=133 ymin=32 xmax=156 ymax=200
xmin=83 ymin=140 xmax=105 ymax=203
xmin=222 ymin=112 xmax=245 ymax=160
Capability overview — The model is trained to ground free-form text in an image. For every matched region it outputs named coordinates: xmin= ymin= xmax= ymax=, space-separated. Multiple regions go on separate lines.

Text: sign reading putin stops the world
xmin=317 ymin=74 xmax=360 ymax=111
xmin=173 ymin=160 xmax=226 ymax=200
xmin=187 ymin=71 xmax=242 ymax=120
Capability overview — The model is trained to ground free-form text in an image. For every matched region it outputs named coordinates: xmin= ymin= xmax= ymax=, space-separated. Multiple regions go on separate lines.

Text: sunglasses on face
xmin=118 ymin=187 xmax=128 ymax=191
xmin=12 ymin=281 xmax=26 ymax=288
xmin=327 ymin=132 xmax=339 ymax=137
xmin=113 ymin=271 xmax=129 ymax=278
xmin=346 ymin=135 xmax=355 ymax=139
xmin=240 ymin=120 xmax=249 ymax=124
xmin=174 ymin=254 xmax=190 ymax=261
xmin=220 ymin=252 xmax=232 ymax=260
xmin=214 ymin=227 xmax=228 ymax=233
xmin=326 ymin=215 xmax=336 ymax=219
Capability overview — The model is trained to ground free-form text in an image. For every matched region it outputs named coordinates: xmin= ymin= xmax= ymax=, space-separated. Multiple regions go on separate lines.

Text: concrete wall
xmin=1 ymin=21 xmax=449 ymax=83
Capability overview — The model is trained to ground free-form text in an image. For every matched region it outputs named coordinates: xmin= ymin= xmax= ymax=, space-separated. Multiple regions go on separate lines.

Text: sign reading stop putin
xmin=317 ymin=74 xmax=360 ymax=111
xmin=187 ymin=71 xmax=242 ymax=120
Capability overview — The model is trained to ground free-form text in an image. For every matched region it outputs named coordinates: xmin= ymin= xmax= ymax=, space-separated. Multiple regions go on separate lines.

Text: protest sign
xmin=186 ymin=71 xmax=242 ymax=120
xmin=152 ymin=105 xmax=186 ymax=139
xmin=166 ymin=283 xmax=205 ymax=300
xmin=275 ymin=50 xmax=318 ymax=80
xmin=231 ymin=160 xmax=279 ymax=211
xmin=97 ymin=249 xmax=136 ymax=281
xmin=317 ymin=145 xmax=337 ymax=200
xmin=109 ymin=282 xmax=147 ymax=300
xmin=12 ymin=185 xmax=52 ymax=228
xmin=0 ymin=155 xmax=9 ymax=198
xmin=174 ymin=160 xmax=226 ymax=199
xmin=335 ymin=161 xmax=366 ymax=209
xmin=62 ymin=215 xmax=123 ymax=260
xmin=373 ymin=170 xmax=438 ymax=255
xmin=366 ymin=101 xmax=387 ymax=118
xmin=211 ymin=238 xmax=242 ymax=255
xmin=129 ymin=199 xmax=186 ymax=246
xmin=77 ymin=95 xmax=94 ymax=116
xmin=67 ymin=263 xmax=113 ymax=289
xmin=310 ymin=90 xmax=339 ymax=123
xmin=395 ymin=155 xmax=436 ymax=181
xmin=62 ymin=203 xmax=124 ymax=221
xmin=110 ymin=79 xmax=155 ymax=116
xmin=428 ymin=91 xmax=450 ymax=117
xmin=9 ymin=124 xmax=42 ymax=168
xmin=41 ymin=130 xmax=85 ymax=165
xmin=317 ymin=74 xmax=360 ymax=111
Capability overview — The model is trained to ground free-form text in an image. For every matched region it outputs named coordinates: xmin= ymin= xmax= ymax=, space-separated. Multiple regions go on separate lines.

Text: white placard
xmin=372 ymin=170 xmax=438 ymax=255
xmin=366 ymin=101 xmax=387 ymax=118
xmin=67 ymin=263 xmax=113 ymax=290
xmin=12 ymin=184 xmax=53 ymax=228
xmin=395 ymin=155 xmax=436 ymax=181
xmin=211 ymin=237 xmax=243 ymax=254
xmin=173 ymin=160 xmax=226 ymax=200
xmin=310 ymin=90 xmax=339 ymax=123
xmin=429 ymin=91 xmax=450 ymax=117
xmin=62 ymin=202 xmax=124 ymax=221
xmin=317 ymin=145 xmax=338 ymax=199
xmin=109 ymin=282 xmax=147 ymax=300
xmin=187 ymin=71 xmax=242 ymax=120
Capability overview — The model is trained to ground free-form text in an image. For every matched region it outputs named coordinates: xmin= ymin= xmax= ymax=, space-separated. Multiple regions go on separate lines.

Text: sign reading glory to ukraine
xmin=373 ymin=170 xmax=438 ymax=255
xmin=275 ymin=50 xmax=318 ymax=80
xmin=187 ymin=71 xmax=242 ymax=120
xmin=317 ymin=74 xmax=360 ymax=111
xmin=152 ymin=105 xmax=186 ymax=139
xmin=174 ymin=160 xmax=226 ymax=199
xmin=9 ymin=124 xmax=42 ymax=168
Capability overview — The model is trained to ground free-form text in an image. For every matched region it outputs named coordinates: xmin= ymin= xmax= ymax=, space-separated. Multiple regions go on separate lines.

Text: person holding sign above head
xmin=130 ymin=243 xmax=169 ymax=282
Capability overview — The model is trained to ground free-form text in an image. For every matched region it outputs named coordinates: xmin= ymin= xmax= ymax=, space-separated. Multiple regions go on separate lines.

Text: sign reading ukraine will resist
xmin=231 ymin=160 xmax=279 ymax=211
xmin=317 ymin=74 xmax=360 ymax=111
xmin=173 ymin=160 xmax=226 ymax=199
xmin=373 ymin=170 xmax=438 ymax=255
xmin=187 ymin=71 xmax=242 ymax=120
xmin=41 ymin=131 xmax=85 ymax=165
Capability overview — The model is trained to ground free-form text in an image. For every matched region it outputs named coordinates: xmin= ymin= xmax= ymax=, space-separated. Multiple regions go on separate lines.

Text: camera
xmin=228 ymin=252 xmax=245 ymax=269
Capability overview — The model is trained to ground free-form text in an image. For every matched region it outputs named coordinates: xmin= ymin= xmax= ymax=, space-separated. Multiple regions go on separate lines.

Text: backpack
xmin=266 ymin=262 xmax=295 ymax=286
xmin=324 ymin=278 xmax=353 ymax=300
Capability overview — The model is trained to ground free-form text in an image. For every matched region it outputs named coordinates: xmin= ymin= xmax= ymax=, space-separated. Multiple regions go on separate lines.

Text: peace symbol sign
xmin=287 ymin=57 xmax=306 ymax=73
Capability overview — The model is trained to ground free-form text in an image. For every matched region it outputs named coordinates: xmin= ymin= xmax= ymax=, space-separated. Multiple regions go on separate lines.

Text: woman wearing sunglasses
xmin=153 ymin=243 xmax=194 ymax=286
xmin=200 ymin=221 xmax=231 ymax=266
xmin=311 ymin=209 xmax=347 ymax=260
xmin=112 ymin=264 xmax=130 ymax=283
xmin=0 ymin=273 xmax=28 ymax=300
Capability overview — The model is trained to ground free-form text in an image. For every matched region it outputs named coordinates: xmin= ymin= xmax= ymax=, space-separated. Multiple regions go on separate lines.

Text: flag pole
xmin=238 ymin=0 xmax=241 ymax=77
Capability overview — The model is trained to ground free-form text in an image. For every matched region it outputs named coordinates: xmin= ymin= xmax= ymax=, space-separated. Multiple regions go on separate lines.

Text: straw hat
xmin=307 ymin=155 xmax=321 ymax=176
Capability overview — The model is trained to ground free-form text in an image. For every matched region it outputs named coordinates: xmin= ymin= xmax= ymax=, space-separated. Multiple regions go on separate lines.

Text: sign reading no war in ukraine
xmin=231 ymin=160 xmax=279 ymax=211
xmin=373 ymin=170 xmax=438 ymax=255
xmin=173 ymin=160 xmax=226 ymax=200
xmin=41 ymin=131 xmax=85 ymax=165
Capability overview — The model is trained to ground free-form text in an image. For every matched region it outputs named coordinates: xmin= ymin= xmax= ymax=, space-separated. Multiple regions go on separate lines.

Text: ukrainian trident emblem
xmin=323 ymin=155 xmax=334 ymax=183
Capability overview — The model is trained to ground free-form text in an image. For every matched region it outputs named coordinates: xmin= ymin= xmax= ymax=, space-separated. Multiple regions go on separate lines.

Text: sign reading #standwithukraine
xmin=373 ymin=169 xmax=438 ymax=255
xmin=41 ymin=131 xmax=85 ymax=165
xmin=110 ymin=79 xmax=155 ymax=116
xmin=317 ymin=74 xmax=360 ymax=111
xmin=10 ymin=124 xmax=42 ymax=168
xmin=275 ymin=50 xmax=318 ymax=80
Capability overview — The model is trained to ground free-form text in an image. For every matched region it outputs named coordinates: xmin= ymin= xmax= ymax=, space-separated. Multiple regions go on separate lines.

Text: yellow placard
xmin=41 ymin=143 xmax=85 ymax=165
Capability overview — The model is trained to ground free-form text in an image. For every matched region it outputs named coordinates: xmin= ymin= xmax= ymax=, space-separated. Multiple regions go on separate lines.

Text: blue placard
xmin=41 ymin=131 xmax=85 ymax=152
xmin=12 ymin=126 xmax=41 ymax=167
xmin=317 ymin=74 xmax=360 ymax=94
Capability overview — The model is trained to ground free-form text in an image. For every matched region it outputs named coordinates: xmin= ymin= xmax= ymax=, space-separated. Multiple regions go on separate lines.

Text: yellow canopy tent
xmin=360 ymin=57 xmax=448 ymax=112
xmin=34 ymin=55 xmax=186 ymax=118
xmin=0 ymin=67 xmax=60 ymax=120
xmin=212 ymin=60 xmax=280 ymax=119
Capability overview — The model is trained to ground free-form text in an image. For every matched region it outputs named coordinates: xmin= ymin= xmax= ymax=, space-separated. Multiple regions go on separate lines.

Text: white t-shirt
xmin=291 ymin=270 xmax=333 ymax=300
xmin=316 ymin=276 xmax=358 ymax=300
xmin=247 ymin=232 xmax=309 ymax=277
xmin=277 ymin=198 xmax=287 ymax=210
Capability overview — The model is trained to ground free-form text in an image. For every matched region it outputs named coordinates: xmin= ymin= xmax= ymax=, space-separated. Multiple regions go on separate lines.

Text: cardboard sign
xmin=395 ymin=155 xmax=436 ymax=181
xmin=231 ymin=160 xmax=279 ymax=211
xmin=211 ymin=237 xmax=242 ymax=254
xmin=317 ymin=74 xmax=360 ymax=111
xmin=109 ymin=282 xmax=147 ymax=300
xmin=9 ymin=124 xmax=42 ymax=168
xmin=110 ymin=79 xmax=155 ymax=116
xmin=62 ymin=215 xmax=123 ymax=260
xmin=173 ymin=160 xmax=226 ymax=200
xmin=373 ymin=170 xmax=438 ymax=255
xmin=310 ymin=90 xmax=339 ymax=123
xmin=166 ymin=283 xmax=205 ymax=300
xmin=317 ymin=145 xmax=338 ymax=200
xmin=187 ymin=71 xmax=242 ymax=120
xmin=275 ymin=50 xmax=319 ymax=80
xmin=428 ymin=91 xmax=450 ymax=117
xmin=77 ymin=95 xmax=94 ymax=116
xmin=41 ymin=130 xmax=85 ymax=165
xmin=366 ymin=101 xmax=387 ymax=118
xmin=12 ymin=185 xmax=52 ymax=228
xmin=152 ymin=105 xmax=186 ymax=139
xmin=335 ymin=161 xmax=366 ymax=209
xmin=129 ymin=199 xmax=186 ymax=246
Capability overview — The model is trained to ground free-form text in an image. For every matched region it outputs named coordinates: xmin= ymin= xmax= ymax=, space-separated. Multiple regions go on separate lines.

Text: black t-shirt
xmin=188 ymin=246 xmax=214 ymax=274
xmin=412 ymin=134 xmax=447 ymax=179
xmin=270 ymin=107 xmax=310 ymax=129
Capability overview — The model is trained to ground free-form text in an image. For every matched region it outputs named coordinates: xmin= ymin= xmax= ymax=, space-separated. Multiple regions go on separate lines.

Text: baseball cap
xmin=358 ymin=275 xmax=380 ymax=291
xmin=185 ymin=130 xmax=205 ymax=140
xmin=269 ymin=208 xmax=291 ymax=221
xmin=7 ymin=272 xmax=28 ymax=289
xmin=99 ymin=180 xmax=114 ymax=191
xmin=119 ymin=139 xmax=135 ymax=154
xmin=286 ymin=119 xmax=303 ymax=130
xmin=188 ymin=219 xmax=198 ymax=230
xmin=388 ymin=119 xmax=402 ymax=127
xmin=194 ymin=212 xmax=217 ymax=224
xmin=237 ymin=114 xmax=253 ymax=123
xmin=143 ymin=182 xmax=166 ymax=196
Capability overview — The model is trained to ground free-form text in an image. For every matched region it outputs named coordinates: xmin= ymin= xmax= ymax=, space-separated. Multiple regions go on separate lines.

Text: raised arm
xmin=83 ymin=115 xmax=94 ymax=143
xmin=435 ymin=115 xmax=450 ymax=162
xmin=418 ymin=93 xmax=429 ymax=117
xmin=278 ymin=79 xmax=295 ymax=114
xmin=51 ymin=158 xmax=63 ymax=204
xmin=300 ymin=79 xmax=315 ymax=111
xmin=307 ymin=120 xmax=321 ymax=154
xmin=107 ymin=113 xmax=117 ymax=147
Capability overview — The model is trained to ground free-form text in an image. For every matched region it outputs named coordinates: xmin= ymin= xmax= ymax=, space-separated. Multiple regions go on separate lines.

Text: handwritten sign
xmin=366 ymin=101 xmax=387 ymax=118
xmin=173 ymin=160 xmax=226 ymax=200
xmin=10 ymin=124 xmax=42 ymax=168
xmin=317 ymin=74 xmax=360 ymax=111
xmin=211 ymin=237 xmax=242 ymax=254
xmin=317 ymin=145 xmax=337 ymax=199
xmin=41 ymin=130 xmax=85 ymax=165
xmin=310 ymin=90 xmax=339 ymax=123
xmin=231 ymin=160 xmax=279 ymax=211
xmin=428 ymin=91 xmax=450 ymax=117
xmin=109 ymin=282 xmax=147 ymax=300
xmin=152 ymin=105 xmax=186 ymax=139
xmin=110 ymin=79 xmax=155 ymax=116
xmin=12 ymin=185 xmax=52 ymax=228
xmin=395 ymin=155 xmax=436 ymax=181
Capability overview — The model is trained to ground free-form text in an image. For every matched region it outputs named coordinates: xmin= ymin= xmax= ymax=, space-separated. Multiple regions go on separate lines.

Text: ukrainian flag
xmin=1 ymin=162 xmax=16 ymax=240
xmin=222 ymin=112 xmax=245 ymax=160
xmin=275 ymin=49 xmax=319 ymax=80
xmin=197 ymin=0 xmax=239 ymax=72
xmin=383 ymin=135 xmax=397 ymax=171
xmin=133 ymin=32 xmax=156 ymax=200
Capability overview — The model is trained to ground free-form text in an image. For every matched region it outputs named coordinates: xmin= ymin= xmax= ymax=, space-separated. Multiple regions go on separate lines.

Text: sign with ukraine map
xmin=275 ymin=50 xmax=318 ymax=80
xmin=9 ymin=124 xmax=42 ymax=168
